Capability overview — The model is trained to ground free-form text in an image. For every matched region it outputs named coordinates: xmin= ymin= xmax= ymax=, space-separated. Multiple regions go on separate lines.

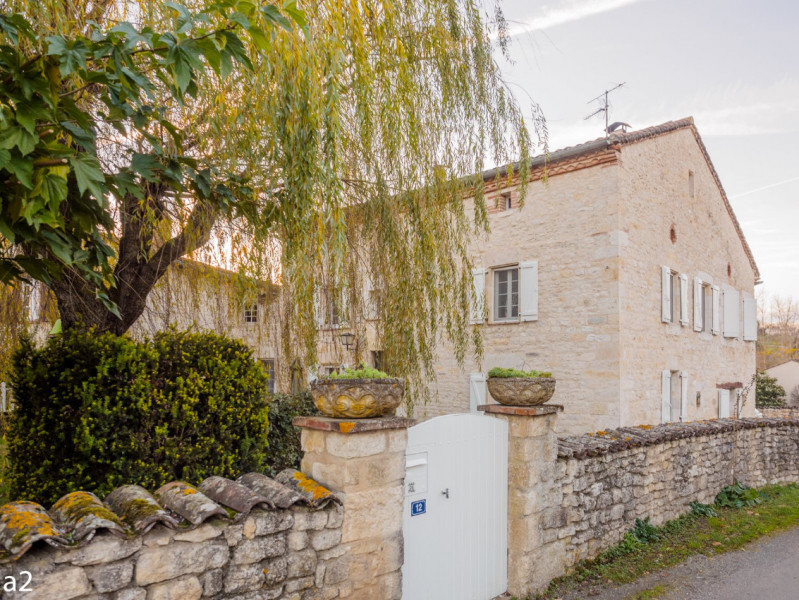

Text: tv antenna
xmin=584 ymin=82 xmax=626 ymax=136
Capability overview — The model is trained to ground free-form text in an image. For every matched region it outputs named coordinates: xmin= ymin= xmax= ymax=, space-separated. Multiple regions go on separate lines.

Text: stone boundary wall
xmin=544 ymin=419 xmax=799 ymax=573
xmin=2 ymin=504 xmax=345 ymax=600
xmin=760 ymin=407 xmax=799 ymax=419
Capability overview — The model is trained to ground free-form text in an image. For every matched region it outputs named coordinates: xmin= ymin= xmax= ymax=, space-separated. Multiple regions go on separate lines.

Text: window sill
xmin=487 ymin=320 xmax=521 ymax=326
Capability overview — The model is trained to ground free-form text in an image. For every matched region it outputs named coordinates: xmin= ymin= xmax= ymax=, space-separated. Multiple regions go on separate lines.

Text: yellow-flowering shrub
xmin=6 ymin=329 xmax=270 ymax=505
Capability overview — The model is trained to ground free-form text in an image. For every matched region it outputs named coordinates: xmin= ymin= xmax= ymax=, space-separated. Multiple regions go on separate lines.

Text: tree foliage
xmin=755 ymin=371 xmax=786 ymax=408
xmin=0 ymin=1 xmax=540 ymax=409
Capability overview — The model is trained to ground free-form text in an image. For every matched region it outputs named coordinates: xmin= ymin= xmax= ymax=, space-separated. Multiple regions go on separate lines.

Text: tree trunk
xmin=51 ymin=194 xmax=217 ymax=335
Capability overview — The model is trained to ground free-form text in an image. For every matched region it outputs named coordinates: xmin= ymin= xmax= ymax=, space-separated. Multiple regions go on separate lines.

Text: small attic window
xmin=688 ymin=171 xmax=695 ymax=198
xmin=727 ymin=263 xmax=732 ymax=277
xmin=670 ymin=224 xmax=677 ymax=244
xmin=502 ymin=193 xmax=512 ymax=211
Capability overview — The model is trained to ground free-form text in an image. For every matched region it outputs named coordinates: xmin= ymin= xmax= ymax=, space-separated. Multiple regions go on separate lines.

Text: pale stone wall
xmin=298 ymin=417 xmax=410 ymax=600
xmin=617 ymin=127 xmax=758 ymax=426
xmin=423 ymin=161 xmax=625 ymax=434
xmin=3 ymin=416 xmax=412 ymax=600
xmin=422 ymin=126 xmax=757 ymax=434
xmin=2 ymin=504 xmax=344 ymax=600
xmin=760 ymin=407 xmax=799 ymax=419
xmin=495 ymin=409 xmax=799 ymax=598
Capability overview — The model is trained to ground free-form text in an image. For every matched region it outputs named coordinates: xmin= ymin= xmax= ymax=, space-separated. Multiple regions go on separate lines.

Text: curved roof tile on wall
xmin=0 ymin=469 xmax=338 ymax=562
xmin=557 ymin=417 xmax=799 ymax=459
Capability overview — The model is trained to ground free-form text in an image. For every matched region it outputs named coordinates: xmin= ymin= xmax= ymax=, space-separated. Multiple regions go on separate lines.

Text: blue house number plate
xmin=411 ymin=499 xmax=426 ymax=516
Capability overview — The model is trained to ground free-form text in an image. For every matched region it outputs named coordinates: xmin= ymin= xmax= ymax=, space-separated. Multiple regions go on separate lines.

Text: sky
xmin=495 ymin=0 xmax=799 ymax=304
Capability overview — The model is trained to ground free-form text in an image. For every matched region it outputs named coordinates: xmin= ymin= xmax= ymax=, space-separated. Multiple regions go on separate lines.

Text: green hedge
xmin=7 ymin=329 xmax=271 ymax=505
xmin=264 ymin=392 xmax=319 ymax=476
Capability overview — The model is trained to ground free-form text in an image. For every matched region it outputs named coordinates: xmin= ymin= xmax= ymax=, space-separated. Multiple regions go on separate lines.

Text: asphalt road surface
xmin=557 ymin=526 xmax=799 ymax=600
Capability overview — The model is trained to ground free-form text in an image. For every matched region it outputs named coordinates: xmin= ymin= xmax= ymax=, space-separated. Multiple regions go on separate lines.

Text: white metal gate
xmin=402 ymin=413 xmax=508 ymax=600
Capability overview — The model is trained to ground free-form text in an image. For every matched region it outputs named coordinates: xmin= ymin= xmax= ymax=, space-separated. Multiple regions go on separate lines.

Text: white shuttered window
xmin=693 ymin=277 xmax=703 ymax=332
xmin=722 ymin=288 xmax=741 ymax=338
xmin=519 ymin=261 xmax=539 ymax=322
xmin=469 ymin=373 xmax=486 ymax=412
xmin=661 ymin=266 xmax=672 ymax=323
xmin=711 ymin=285 xmax=720 ymax=335
xmin=470 ymin=269 xmax=486 ymax=324
xmin=661 ymin=370 xmax=671 ymax=423
xmin=679 ymin=274 xmax=689 ymax=326
xmin=718 ymin=389 xmax=731 ymax=418
xmin=743 ymin=295 xmax=757 ymax=341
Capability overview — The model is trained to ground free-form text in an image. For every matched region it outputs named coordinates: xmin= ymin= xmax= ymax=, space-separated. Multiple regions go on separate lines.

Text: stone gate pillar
xmin=479 ymin=404 xmax=564 ymax=597
xmin=293 ymin=416 xmax=413 ymax=600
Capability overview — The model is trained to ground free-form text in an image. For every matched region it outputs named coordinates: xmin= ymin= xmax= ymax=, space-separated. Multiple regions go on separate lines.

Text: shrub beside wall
xmin=6 ymin=329 xmax=270 ymax=505
xmin=265 ymin=392 xmax=319 ymax=476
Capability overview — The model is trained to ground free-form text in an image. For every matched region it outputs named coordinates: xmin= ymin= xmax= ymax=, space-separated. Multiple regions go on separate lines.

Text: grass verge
xmin=537 ymin=483 xmax=799 ymax=599
xmin=626 ymin=585 xmax=669 ymax=600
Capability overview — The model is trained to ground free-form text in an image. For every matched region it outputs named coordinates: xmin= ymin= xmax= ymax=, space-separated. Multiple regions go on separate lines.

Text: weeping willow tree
xmin=0 ymin=0 xmax=542 ymax=408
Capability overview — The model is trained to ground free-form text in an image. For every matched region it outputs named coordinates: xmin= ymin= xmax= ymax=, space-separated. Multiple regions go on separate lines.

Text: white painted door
xmin=402 ymin=414 xmax=508 ymax=600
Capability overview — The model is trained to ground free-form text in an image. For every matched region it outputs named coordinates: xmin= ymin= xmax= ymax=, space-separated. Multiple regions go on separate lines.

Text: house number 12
xmin=4 ymin=571 xmax=33 ymax=593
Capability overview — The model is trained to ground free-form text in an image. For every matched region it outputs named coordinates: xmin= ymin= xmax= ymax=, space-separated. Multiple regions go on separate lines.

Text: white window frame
xmin=701 ymin=282 xmax=713 ymax=333
xmin=317 ymin=286 xmax=348 ymax=329
xmin=661 ymin=267 xmax=684 ymax=324
xmin=244 ymin=303 xmax=258 ymax=323
xmin=493 ymin=266 xmax=519 ymax=322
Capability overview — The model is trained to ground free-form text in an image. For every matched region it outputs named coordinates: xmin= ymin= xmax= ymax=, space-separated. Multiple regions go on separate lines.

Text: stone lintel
xmin=478 ymin=404 xmax=563 ymax=416
xmin=292 ymin=416 xmax=415 ymax=434
xmin=716 ymin=382 xmax=743 ymax=390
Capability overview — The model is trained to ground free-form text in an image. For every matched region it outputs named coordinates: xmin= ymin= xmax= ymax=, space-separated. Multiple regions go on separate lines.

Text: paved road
xmin=558 ymin=526 xmax=799 ymax=600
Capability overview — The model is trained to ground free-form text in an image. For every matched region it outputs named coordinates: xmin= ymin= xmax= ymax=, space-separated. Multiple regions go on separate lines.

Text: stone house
xmin=321 ymin=118 xmax=760 ymax=434
xmin=765 ymin=360 xmax=799 ymax=407
xmin=3 ymin=259 xmax=289 ymax=395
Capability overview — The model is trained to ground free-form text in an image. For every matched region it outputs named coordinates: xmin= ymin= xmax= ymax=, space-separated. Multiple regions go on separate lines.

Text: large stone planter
xmin=486 ymin=377 xmax=556 ymax=406
xmin=310 ymin=378 xmax=405 ymax=418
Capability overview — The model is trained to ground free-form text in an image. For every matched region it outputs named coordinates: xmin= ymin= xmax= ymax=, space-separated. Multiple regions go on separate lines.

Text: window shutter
xmin=661 ymin=266 xmax=671 ymax=323
xmin=711 ymin=286 xmax=720 ymax=335
xmin=693 ymin=277 xmax=703 ymax=332
xmin=339 ymin=286 xmax=349 ymax=325
xmin=722 ymin=288 xmax=740 ymax=338
xmin=661 ymin=370 xmax=671 ymax=423
xmin=469 ymin=373 xmax=486 ymax=412
xmin=519 ymin=261 xmax=539 ymax=322
xmin=718 ymin=389 xmax=730 ymax=418
xmin=743 ymin=296 xmax=757 ymax=341
xmin=363 ymin=278 xmax=376 ymax=321
xmin=680 ymin=372 xmax=689 ymax=422
xmin=679 ymin=274 xmax=689 ymax=326
xmin=26 ymin=282 xmax=40 ymax=322
xmin=313 ymin=288 xmax=325 ymax=328
xmin=470 ymin=269 xmax=486 ymax=324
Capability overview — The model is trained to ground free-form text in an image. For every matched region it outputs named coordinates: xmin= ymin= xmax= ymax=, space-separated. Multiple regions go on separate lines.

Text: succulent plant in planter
xmin=310 ymin=364 xmax=405 ymax=418
xmin=486 ymin=367 xmax=556 ymax=406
